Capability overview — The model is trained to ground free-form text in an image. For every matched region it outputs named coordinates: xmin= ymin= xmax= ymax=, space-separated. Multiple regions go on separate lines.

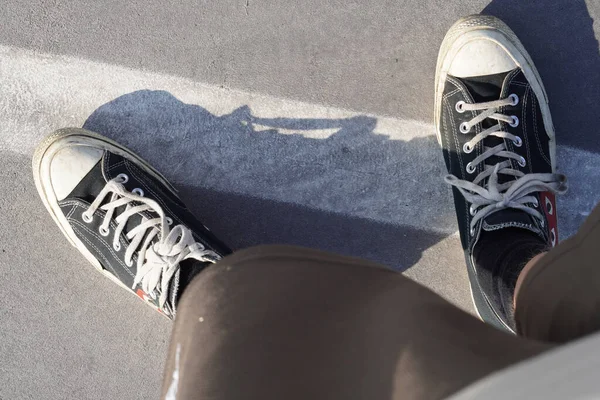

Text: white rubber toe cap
xmin=448 ymin=38 xmax=517 ymax=78
xmin=49 ymin=145 xmax=103 ymax=201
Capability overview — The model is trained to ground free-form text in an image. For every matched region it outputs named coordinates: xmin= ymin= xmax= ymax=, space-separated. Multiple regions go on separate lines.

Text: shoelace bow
xmin=446 ymin=95 xmax=567 ymax=235
xmin=82 ymin=178 xmax=220 ymax=312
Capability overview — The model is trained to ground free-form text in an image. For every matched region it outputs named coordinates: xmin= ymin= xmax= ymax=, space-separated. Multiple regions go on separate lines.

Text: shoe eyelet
xmin=166 ymin=217 xmax=173 ymax=226
xmin=455 ymin=101 xmax=466 ymax=113
xmin=509 ymin=115 xmax=519 ymax=127
xmin=459 ymin=122 xmax=471 ymax=134
xmin=545 ymin=197 xmax=554 ymax=215
xmin=115 ymin=173 xmax=129 ymax=184
xmin=466 ymin=162 xmax=476 ymax=174
xmin=463 ymin=142 xmax=473 ymax=154
xmin=132 ymin=188 xmax=144 ymax=196
xmin=99 ymin=226 xmax=110 ymax=236
xmin=469 ymin=205 xmax=477 ymax=216
xmin=113 ymin=242 xmax=121 ymax=251
xmin=518 ymin=157 xmax=527 ymax=167
xmin=509 ymin=93 xmax=519 ymax=106
xmin=82 ymin=212 xmax=93 ymax=223
xmin=513 ymin=136 xmax=523 ymax=147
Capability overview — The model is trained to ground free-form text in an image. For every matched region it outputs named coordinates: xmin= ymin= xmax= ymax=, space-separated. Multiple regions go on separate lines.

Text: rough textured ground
xmin=1 ymin=1 xmax=600 ymax=399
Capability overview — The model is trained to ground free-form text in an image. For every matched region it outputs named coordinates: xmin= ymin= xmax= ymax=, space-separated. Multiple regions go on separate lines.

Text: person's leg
xmin=161 ymin=245 xmax=552 ymax=400
xmin=33 ymin=124 xmax=550 ymax=400
xmin=515 ymin=201 xmax=600 ymax=343
xmin=159 ymin=15 xmax=576 ymax=400
xmin=434 ymin=15 xmax=568 ymax=332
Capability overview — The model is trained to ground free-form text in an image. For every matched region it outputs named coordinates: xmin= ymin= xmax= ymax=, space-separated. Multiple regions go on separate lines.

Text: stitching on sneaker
xmin=61 ymin=200 xmax=132 ymax=251
xmin=443 ymin=87 xmax=462 ymax=99
xmin=483 ymin=221 xmax=536 ymax=231
xmin=441 ymin=101 xmax=452 ymax=173
xmin=124 ymin=163 xmax=187 ymax=229
xmin=65 ymin=204 xmax=78 ymax=220
xmin=71 ymin=224 xmax=132 ymax=278
xmin=445 ymin=99 xmax=465 ymax=179
xmin=445 ymin=78 xmax=477 ymax=229
xmin=522 ymin=87 xmax=534 ymax=173
xmin=530 ymin=93 xmax=552 ymax=166
xmin=106 ymin=160 xmax=127 ymax=173
xmin=444 ymin=98 xmax=471 ymax=228
xmin=59 ymin=200 xmax=84 ymax=207
xmin=69 ymin=217 xmax=135 ymax=276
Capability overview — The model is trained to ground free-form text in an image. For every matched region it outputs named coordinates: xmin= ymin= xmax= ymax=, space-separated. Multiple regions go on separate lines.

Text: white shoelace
xmin=82 ymin=176 xmax=220 ymax=312
xmin=446 ymin=95 xmax=567 ymax=235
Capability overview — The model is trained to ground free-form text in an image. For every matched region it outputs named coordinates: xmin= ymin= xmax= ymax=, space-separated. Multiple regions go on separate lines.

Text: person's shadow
xmin=83 ymin=90 xmax=454 ymax=272
xmin=81 ymin=0 xmax=600 ymax=270
xmin=483 ymin=0 xmax=600 ymax=153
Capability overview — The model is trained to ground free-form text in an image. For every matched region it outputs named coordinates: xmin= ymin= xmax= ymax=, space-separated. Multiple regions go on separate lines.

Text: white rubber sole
xmin=32 ymin=128 xmax=177 ymax=311
xmin=434 ymin=14 xmax=556 ymax=171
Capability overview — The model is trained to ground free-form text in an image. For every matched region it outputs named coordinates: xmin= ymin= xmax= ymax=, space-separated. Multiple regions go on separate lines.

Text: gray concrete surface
xmin=2 ymin=0 xmax=599 ymax=150
xmin=1 ymin=1 xmax=600 ymax=399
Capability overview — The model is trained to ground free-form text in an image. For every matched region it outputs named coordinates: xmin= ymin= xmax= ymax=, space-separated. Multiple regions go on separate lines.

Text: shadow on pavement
xmin=177 ymin=185 xmax=446 ymax=272
xmin=483 ymin=0 xmax=600 ymax=152
xmin=83 ymin=90 xmax=453 ymax=272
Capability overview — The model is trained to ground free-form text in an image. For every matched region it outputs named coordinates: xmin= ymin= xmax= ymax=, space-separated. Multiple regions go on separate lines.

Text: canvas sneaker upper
xmin=33 ymin=128 xmax=231 ymax=319
xmin=435 ymin=15 xmax=567 ymax=331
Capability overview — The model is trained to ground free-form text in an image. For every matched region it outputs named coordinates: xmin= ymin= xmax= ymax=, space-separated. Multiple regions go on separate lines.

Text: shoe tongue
xmin=460 ymin=71 xmax=510 ymax=103
xmin=458 ymin=70 xmax=544 ymax=240
xmin=483 ymin=209 xmax=542 ymax=238
xmin=459 ymin=70 xmax=519 ymax=186
xmin=460 ymin=71 xmax=511 ymax=133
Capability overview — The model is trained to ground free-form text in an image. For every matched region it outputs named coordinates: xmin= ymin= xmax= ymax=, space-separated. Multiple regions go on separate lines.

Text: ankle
xmin=514 ymin=251 xmax=548 ymax=308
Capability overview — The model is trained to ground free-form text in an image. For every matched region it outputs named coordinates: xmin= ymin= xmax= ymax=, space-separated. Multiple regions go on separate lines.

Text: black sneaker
xmin=33 ymin=128 xmax=231 ymax=319
xmin=434 ymin=15 xmax=567 ymax=331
